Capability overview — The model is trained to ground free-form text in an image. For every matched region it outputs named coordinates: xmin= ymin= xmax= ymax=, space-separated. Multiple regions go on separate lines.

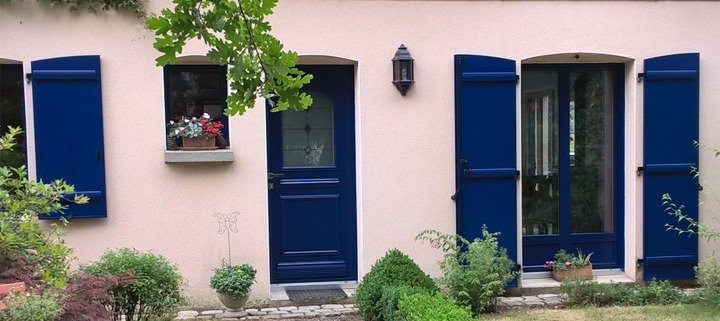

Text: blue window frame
xmin=0 ymin=64 xmax=27 ymax=168
xmin=163 ymin=65 xmax=229 ymax=144
xmin=521 ymin=64 xmax=625 ymax=271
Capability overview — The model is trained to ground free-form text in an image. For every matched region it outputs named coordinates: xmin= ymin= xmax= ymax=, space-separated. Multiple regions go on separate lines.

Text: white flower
xmin=174 ymin=130 xmax=179 ymax=134
xmin=179 ymin=127 xmax=185 ymax=131
xmin=169 ymin=120 xmax=175 ymax=125
xmin=192 ymin=117 xmax=197 ymax=121
xmin=184 ymin=119 xmax=189 ymax=123
xmin=202 ymin=113 xmax=210 ymax=119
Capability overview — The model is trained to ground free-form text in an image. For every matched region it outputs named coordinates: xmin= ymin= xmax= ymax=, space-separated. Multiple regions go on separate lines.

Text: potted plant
xmin=209 ymin=263 xmax=256 ymax=313
xmin=167 ymin=113 xmax=224 ymax=150
xmin=544 ymin=249 xmax=593 ymax=281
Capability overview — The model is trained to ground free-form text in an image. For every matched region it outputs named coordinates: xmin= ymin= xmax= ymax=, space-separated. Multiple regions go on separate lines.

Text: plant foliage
xmin=355 ymin=249 xmax=437 ymax=321
xmin=0 ymin=127 xmax=88 ymax=288
xmin=0 ymin=291 xmax=63 ymax=321
xmin=695 ymin=257 xmax=720 ymax=307
xmin=395 ymin=292 xmax=474 ymax=321
xmin=57 ymin=272 xmax=135 ymax=321
xmin=379 ymin=285 xmax=431 ymax=321
xmin=209 ymin=263 xmax=256 ymax=299
xmin=146 ymin=0 xmax=313 ymax=116
xmin=544 ymin=249 xmax=593 ymax=271
xmin=560 ymin=279 xmax=687 ymax=307
xmin=81 ymin=248 xmax=183 ymax=321
xmin=416 ymin=228 xmax=516 ymax=314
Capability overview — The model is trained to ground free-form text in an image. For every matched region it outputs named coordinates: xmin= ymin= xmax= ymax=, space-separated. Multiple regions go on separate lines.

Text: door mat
xmin=286 ymin=288 xmax=347 ymax=300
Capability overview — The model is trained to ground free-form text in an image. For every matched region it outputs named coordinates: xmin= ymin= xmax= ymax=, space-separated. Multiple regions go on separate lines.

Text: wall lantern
xmin=392 ymin=44 xmax=414 ymax=96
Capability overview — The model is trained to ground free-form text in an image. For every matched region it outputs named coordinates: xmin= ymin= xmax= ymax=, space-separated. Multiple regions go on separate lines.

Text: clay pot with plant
xmin=544 ymin=249 xmax=593 ymax=281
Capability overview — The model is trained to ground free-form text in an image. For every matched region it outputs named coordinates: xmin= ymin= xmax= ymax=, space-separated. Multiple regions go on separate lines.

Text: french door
xmin=521 ymin=64 xmax=624 ymax=271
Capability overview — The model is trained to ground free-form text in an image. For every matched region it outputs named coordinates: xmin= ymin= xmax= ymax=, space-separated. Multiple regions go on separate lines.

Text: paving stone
xmin=262 ymin=315 xmax=282 ymax=319
xmin=321 ymin=304 xmax=345 ymax=309
xmin=525 ymin=300 xmax=545 ymax=306
xmin=343 ymin=304 xmax=356 ymax=308
xmin=313 ymin=309 xmax=333 ymax=313
xmin=278 ymin=306 xmax=297 ymax=311
xmin=523 ymin=296 xmax=543 ymax=301
xmin=223 ymin=311 xmax=248 ymax=318
xmin=201 ymin=309 xmax=225 ymax=316
xmin=320 ymin=311 xmax=342 ymax=317
xmin=504 ymin=300 xmax=525 ymax=306
xmin=176 ymin=310 xmax=200 ymax=319
xmin=298 ymin=305 xmax=321 ymax=310
xmin=245 ymin=317 xmax=261 ymax=320
xmin=281 ymin=313 xmax=305 ymax=318
xmin=245 ymin=309 xmax=259 ymax=312
xmin=247 ymin=310 xmax=267 ymax=316
xmin=500 ymin=297 xmax=524 ymax=302
xmin=537 ymin=294 xmax=559 ymax=299
xmin=261 ymin=308 xmax=279 ymax=312
xmin=267 ymin=310 xmax=289 ymax=315
xmin=335 ymin=308 xmax=356 ymax=313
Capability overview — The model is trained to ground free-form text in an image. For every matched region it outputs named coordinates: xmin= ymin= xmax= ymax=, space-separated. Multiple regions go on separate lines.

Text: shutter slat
xmin=642 ymin=53 xmax=699 ymax=280
xmin=462 ymin=72 xmax=516 ymax=82
xmin=32 ymin=55 xmax=106 ymax=219
xmin=32 ymin=70 xmax=97 ymax=81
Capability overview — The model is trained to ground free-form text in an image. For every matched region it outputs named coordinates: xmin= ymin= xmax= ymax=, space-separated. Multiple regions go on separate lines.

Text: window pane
xmin=521 ymin=71 xmax=559 ymax=235
xmin=282 ymin=91 xmax=334 ymax=167
xmin=164 ymin=65 xmax=228 ymax=140
xmin=570 ymin=70 xmax=614 ymax=233
xmin=0 ymin=64 xmax=26 ymax=168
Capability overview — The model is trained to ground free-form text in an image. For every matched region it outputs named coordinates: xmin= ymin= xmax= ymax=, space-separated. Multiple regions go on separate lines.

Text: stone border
xmin=175 ymin=304 xmax=358 ymax=320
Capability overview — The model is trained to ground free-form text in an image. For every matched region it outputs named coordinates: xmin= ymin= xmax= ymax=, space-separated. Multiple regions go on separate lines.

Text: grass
xmin=483 ymin=305 xmax=720 ymax=321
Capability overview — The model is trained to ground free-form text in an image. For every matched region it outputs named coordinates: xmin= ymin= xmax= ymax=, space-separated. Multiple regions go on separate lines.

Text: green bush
xmin=561 ymin=279 xmax=686 ymax=307
xmin=560 ymin=279 xmax=608 ymax=307
xmin=395 ymin=292 xmax=474 ymax=321
xmin=0 ymin=292 xmax=63 ymax=321
xmin=379 ymin=285 xmax=431 ymax=321
xmin=0 ymin=127 xmax=87 ymax=288
xmin=209 ymin=264 xmax=256 ymax=299
xmin=81 ymin=248 xmax=184 ymax=321
xmin=696 ymin=257 xmax=720 ymax=307
xmin=416 ymin=228 xmax=516 ymax=314
xmin=638 ymin=280 xmax=687 ymax=304
xmin=355 ymin=249 xmax=437 ymax=321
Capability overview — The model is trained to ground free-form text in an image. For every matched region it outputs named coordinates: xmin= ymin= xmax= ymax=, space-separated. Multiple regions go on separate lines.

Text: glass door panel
xmin=569 ymin=71 xmax=614 ymax=233
xmin=522 ymin=71 xmax=559 ymax=236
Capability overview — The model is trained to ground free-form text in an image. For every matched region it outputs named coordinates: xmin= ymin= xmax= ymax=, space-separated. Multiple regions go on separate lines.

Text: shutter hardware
xmin=637 ymin=166 xmax=643 ymax=175
xmin=637 ymin=72 xmax=644 ymax=82
xmin=25 ymin=73 xmax=32 ymax=83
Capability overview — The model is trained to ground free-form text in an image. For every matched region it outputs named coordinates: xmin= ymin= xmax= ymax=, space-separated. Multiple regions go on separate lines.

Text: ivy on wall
xmin=146 ymin=0 xmax=313 ymax=116
xmin=31 ymin=0 xmax=145 ymax=16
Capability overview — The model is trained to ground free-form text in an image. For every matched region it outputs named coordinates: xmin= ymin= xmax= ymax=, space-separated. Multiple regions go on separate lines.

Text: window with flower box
xmin=164 ymin=64 xmax=229 ymax=152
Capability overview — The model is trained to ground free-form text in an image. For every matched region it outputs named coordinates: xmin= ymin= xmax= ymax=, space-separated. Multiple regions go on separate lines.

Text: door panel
xmin=267 ymin=65 xmax=356 ymax=284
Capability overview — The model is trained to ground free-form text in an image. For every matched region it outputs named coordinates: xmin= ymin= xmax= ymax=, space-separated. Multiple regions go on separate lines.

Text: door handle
xmin=267 ymin=172 xmax=285 ymax=180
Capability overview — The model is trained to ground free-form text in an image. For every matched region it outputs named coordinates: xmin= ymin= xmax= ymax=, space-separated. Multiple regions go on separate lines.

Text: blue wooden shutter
xmin=32 ymin=55 xmax=106 ymax=219
xmin=643 ymin=53 xmax=699 ymax=280
xmin=455 ymin=55 xmax=518 ymax=276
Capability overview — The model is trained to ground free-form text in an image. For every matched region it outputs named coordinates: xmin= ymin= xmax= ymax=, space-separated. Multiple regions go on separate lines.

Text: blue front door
xmin=267 ymin=65 xmax=357 ymax=284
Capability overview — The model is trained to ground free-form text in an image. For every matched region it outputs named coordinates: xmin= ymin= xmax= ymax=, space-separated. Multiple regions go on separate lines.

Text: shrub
xmin=209 ymin=264 xmax=256 ymax=299
xmin=355 ymin=249 xmax=437 ymax=321
xmin=637 ymin=279 xmax=686 ymax=304
xmin=81 ymin=248 xmax=184 ymax=321
xmin=0 ymin=291 xmax=63 ymax=321
xmin=561 ymin=279 xmax=686 ymax=307
xmin=56 ymin=273 xmax=134 ymax=321
xmin=379 ymin=285 xmax=431 ymax=321
xmin=0 ymin=127 xmax=87 ymax=288
xmin=395 ymin=292 xmax=474 ymax=321
xmin=416 ymin=228 xmax=516 ymax=314
xmin=559 ymin=279 xmax=608 ymax=307
xmin=695 ymin=256 xmax=720 ymax=307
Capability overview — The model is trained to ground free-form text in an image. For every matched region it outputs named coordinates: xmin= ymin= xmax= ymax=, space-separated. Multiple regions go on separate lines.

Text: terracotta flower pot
xmin=182 ymin=136 xmax=217 ymax=150
xmin=551 ymin=263 xmax=593 ymax=281
xmin=217 ymin=291 xmax=249 ymax=312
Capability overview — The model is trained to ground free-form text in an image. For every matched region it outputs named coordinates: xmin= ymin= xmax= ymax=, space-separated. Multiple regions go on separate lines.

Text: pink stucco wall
xmin=2 ymin=0 xmax=720 ymax=307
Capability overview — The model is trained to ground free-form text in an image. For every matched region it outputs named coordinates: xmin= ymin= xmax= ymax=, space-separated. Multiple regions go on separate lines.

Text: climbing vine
xmin=18 ymin=0 xmax=146 ymax=16
xmin=146 ymin=0 xmax=313 ymax=116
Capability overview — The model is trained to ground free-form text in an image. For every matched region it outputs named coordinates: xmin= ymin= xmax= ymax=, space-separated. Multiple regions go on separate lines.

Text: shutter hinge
xmin=637 ymin=166 xmax=643 ymax=175
xmin=516 ymin=170 xmax=521 ymax=179
xmin=637 ymin=72 xmax=644 ymax=83
xmin=516 ymin=75 xmax=520 ymax=84
xmin=25 ymin=72 xmax=32 ymax=83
